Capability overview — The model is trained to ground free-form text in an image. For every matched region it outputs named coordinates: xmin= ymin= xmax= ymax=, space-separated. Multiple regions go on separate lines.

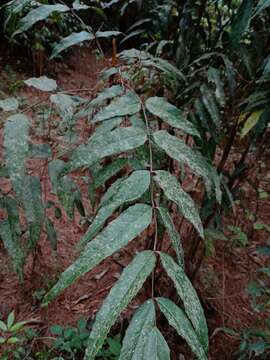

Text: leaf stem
xmin=140 ymin=99 xmax=158 ymax=299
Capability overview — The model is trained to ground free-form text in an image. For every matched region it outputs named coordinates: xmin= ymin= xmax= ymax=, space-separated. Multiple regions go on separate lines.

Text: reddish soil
xmin=0 ymin=46 xmax=270 ymax=359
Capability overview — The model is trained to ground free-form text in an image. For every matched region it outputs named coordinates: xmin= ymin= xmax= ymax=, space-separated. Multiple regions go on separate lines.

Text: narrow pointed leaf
xmin=89 ymin=158 xmax=127 ymax=198
xmin=229 ymin=0 xmax=253 ymax=48
xmin=4 ymin=114 xmax=29 ymax=198
xmin=7 ymin=311 xmax=15 ymax=329
xmin=84 ymin=251 xmax=156 ymax=360
xmin=0 ymin=197 xmax=25 ymax=278
xmin=160 ymin=253 xmax=208 ymax=351
xmin=240 ymin=110 xmax=264 ymax=138
xmin=67 ymin=127 xmax=147 ymax=173
xmin=119 ymin=300 xmax=156 ymax=360
xmin=95 ymin=31 xmax=122 ymax=38
xmin=45 ymin=217 xmax=57 ymax=250
xmin=22 ymin=176 xmax=44 ymax=249
xmin=14 ymin=4 xmax=69 ymax=35
xmin=51 ymin=31 xmax=95 ymax=59
xmin=157 ymin=298 xmax=207 ymax=360
xmin=157 ymin=207 xmax=184 ymax=268
xmin=93 ymin=91 xmax=141 ymax=122
xmin=57 ymin=176 xmax=77 ymax=219
xmin=254 ymin=0 xmax=270 ymax=16
xmin=79 ymin=171 xmax=150 ymax=248
xmin=153 ymin=130 xmax=221 ymax=202
xmin=49 ymin=159 xmax=65 ymax=193
xmin=200 ymin=85 xmax=220 ymax=127
xmin=146 ymin=97 xmax=199 ymax=137
xmin=154 ymin=171 xmax=204 ymax=238
xmin=143 ymin=327 xmax=170 ymax=360
xmin=42 ymin=204 xmax=152 ymax=305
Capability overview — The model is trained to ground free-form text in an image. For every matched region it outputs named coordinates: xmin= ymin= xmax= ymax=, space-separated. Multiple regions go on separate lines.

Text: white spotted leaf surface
xmin=143 ymin=327 xmax=170 ymax=360
xmin=153 ymin=130 xmax=221 ymax=203
xmin=93 ymin=91 xmax=141 ymax=122
xmin=157 ymin=298 xmax=208 ymax=360
xmin=67 ymin=127 xmax=147 ymax=173
xmin=146 ymin=97 xmax=200 ymax=137
xmin=119 ymin=300 xmax=156 ymax=360
xmin=84 ymin=251 xmax=156 ymax=360
xmin=160 ymin=253 xmax=208 ymax=351
xmin=4 ymin=114 xmax=29 ymax=199
xmin=15 ymin=4 xmax=69 ymax=34
xmin=78 ymin=171 xmax=151 ymax=248
xmin=51 ymin=31 xmax=95 ymax=59
xmin=24 ymin=76 xmax=57 ymax=92
xmin=157 ymin=207 xmax=184 ymax=268
xmin=154 ymin=171 xmax=204 ymax=238
xmin=42 ymin=204 xmax=152 ymax=305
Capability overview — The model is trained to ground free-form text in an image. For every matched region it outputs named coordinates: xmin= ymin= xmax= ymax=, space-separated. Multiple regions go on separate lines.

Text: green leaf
xmin=79 ymin=170 xmax=150 ymax=248
xmin=57 ymin=176 xmax=77 ymax=219
xmin=0 ymin=336 xmax=5 ymax=344
xmin=14 ymin=4 xmax=69 ymax=35
xmin=7 ymin=311 xmax=15 ymax=330
xmin=156 ymin=298 xmax=207 ymax=360
xmin=50 ymin=93 xmax=85 ymax=111
xmin=24 ymin=76 xmax=57 ymax=92
xmin=9 ymin=321 xmax=28 ymax=332
xmin=90 ymin=117 xmax=123 ymax=140
xmin=119 ymin=300 xmax=155 ymax=360
xmin=157 ymin=207 xmax=184 ymax=268
xmin=200 ymin=85 xmax=220 ymax=127
xmin=0 ymin=97 xmax=19 ymax=112
xmin=0 ymin=197 xmax=25 ymax=278
xmin=88 ymin=158 xmax=127 ymax=201
xmin=160 ymin=253 xmax=208 ymax=351
xmin=84 ymin=251 xmax=156 ymax=360
xmin=145 ymin=97 xmax=200 ymax=137
xmin=143 ymin=327 xmax=170 ymax=360
xmin=0 ymin=321 xmax=7 ymax=332
xmin=240 ymin=110 xmax=264 ymax=138
xmin=253 ymin=0 xmax=270 ymax=16
xmin=154 ymin=171 xmax=204 ymax=238
xmin=229 ymin=0 xmax=253 ymax=48
xmin=42 ymin=204 xmax=152 ymax=305
xmin=7 ymin=336 xmax=20 ymax=344
xmin=90 ymin=85 xmax=124 ymax=107
xmin=207 ymin=68 xmax=225 ymax=107
xmin=45 ymin=217 xmax=57 ymax=250
xmin=93 ymin=91 xmax=141 ymax=122
xmin=29 ymin=143 xmax=51 ymax=159
xmin=22 ymin=176 xmax=44 ymax=249
xmin=4 ymin=114 xmax=29 ymax=198
xmin=73 ymin=0 xmax=89 ymax=10
xmin=48 ymin=159 xmax=65 ymax=193
xmin=95 ymin=31 xmax=122 ymax=38
xmin=153 ymin=130 xmax=221 ymax=202
xmin=51 ymin=31 xmax=95 ymax=59
xmin=67 ymin=127 xmax=147 ymax=173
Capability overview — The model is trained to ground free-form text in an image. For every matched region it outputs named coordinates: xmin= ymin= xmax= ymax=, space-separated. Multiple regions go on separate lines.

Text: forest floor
xmin=0 ymin=46 xmax=270 ymax=360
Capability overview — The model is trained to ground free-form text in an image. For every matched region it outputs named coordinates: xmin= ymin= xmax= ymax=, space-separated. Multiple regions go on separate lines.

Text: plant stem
xmin=140 ymin=99 xmax=158 ymax=300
